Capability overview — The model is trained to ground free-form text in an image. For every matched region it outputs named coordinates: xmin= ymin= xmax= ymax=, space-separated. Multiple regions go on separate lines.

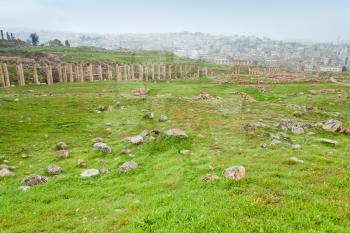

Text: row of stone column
xmin=0 ymin=30 xmax=15 ymax=41
xmin=0 ymin=63 xmax=11 ymax=87
xmin=248 ymin=67 xmax=281 ymax=76
xmin=0 ymin=63 xmax=210 ymax=87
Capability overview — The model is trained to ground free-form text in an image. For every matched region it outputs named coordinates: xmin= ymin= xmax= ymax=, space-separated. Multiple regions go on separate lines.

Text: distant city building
xmin=319 ymin=66 xmax=342 ymax=73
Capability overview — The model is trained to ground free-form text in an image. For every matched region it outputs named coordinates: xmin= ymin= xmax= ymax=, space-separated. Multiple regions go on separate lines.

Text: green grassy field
xmin=0 ymin=78 xmax=350 ymax=232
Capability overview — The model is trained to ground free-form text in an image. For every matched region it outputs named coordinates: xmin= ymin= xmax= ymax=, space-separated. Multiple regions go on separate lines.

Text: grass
xmin=0 ymin=78 xmax=350 ymax=232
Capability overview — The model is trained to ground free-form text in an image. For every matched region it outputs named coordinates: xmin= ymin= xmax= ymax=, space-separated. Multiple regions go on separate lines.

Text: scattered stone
xmin=240 ymin=92 xmax=256 ymax=102
xmin=44 ymin=165 xmax=62 ymax=175
xmin=307 ymin=132 xmax=316 ymax=136
xmin=144 ymin=112 xmax=154 ymax=119
xmin=292 ymin=144 xmax=302 ymax=150
xmin=19 ymin=186 xmax=31 ymax=191
xmin=0 ymin=168 xmax=15 ymax=177
xmin=80 ymin=169 xmax=100 ymax=177
xmin=99 ymin=167 xmax=109 ymax=175
xmin=77 ymin=159 xmax=87 ymax=167
xmin=56 ymin=150 xmax=70 ymax=158
xmin=323 ymin=119 xmax=342 ymax=133
xmin=293 ymin=111 xmax=304 ymax=118
xmin=56 ymin=142 xmax=67 ymax=150
xmin=291 ymin=126 xmax=304 ymax=134
xmin=271 ymin=139 xmax=281 ymax=146
xmin=194 ymin=92 xmax=213 ymax=100
xmin=179 ymin=149 xmax=190 ymax=155
xmin=319 ymin=138 xmax=338 ymax=146
xmin=222 ymin=166 xmax=245 ymax=180
xmin=208 ymin=165 xmax=214 ymax=171
xmin=92 ymin=137 xmax=103 ymax=144
xmin=202 ymin=174 xmax=220 ymax=182
xmin=244 ymin=123 xmax=256 ymax=132
xmin=107 ymin=105 xmax=113 ymax=112
xmin=121 ymin=149 xmax=132 ymax=155
xmin=290 ymin=157 xmax=304 ymax=164
xmin=132 ymin=88 xmax=150 ymax=96
xmin=165 ymin=129 xmax=188 ymax=138
xmin=0 ymin=164 xmax=15 ymax=170
xmin=23 ymin=174 xmax=48 ymax=186
xmin=344 ymin=128 xmax=350 ymax=136
xmin=128 ymin=135 xmax=143 ymax=145
xmin=159 ymin=115 xmax=168 ymax=122
xmin=93 ymin=143 xmax=112 ymax=153
xmin=117 ymin=160 xmax=138 ymax=173
xmin=260 ymin=143 xmax=268 ymax=148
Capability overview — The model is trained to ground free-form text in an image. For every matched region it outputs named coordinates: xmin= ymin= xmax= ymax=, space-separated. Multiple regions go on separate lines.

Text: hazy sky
xmin=1 ymin=0 xmax=349 ymax=42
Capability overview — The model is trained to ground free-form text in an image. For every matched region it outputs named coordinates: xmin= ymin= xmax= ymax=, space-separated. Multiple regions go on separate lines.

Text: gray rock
xmin=80 ymin=169 xmax=100 ymax=177
xmin=19 ymin=186 xmax=31 ymax=191
xmin=56 ymin=142 xmax=67 ymax=150
xmin=129 ymin=135 xmax=143 ymax=145
xmin=292 ymin=144 xmax=302 ymax=150
xmin=319 ymin=138 xmax=338 ymax=146
xmin=77 ymin=159 xmax=87 ymax=167
xmin=121 ymin=149 xmax=132 ymax=155
xmin=44 ymin=165 xmax=62 ymax=175
xmin=117 ymin=160 xmax=138 ymax=173
xmin=179 ymin=149 xmax=190 ymax=155
xmin=159 ymin=115 xmax=168 ymax=122
xmin=290 ymin=157 xmax=304 ymax=164
xmin=0 ymin=168 xmax=15 ymax=177
xmin=323 ymin=119 xmax=342 ymax=132
xmin=99 ymin=167 xmax=109 ymax=175
xmin=93 ymin=142 xmax=112 ymax=153
xmin=144 ymin=112 xmax=154 ymax=119
xmin=56 ymin=150 xmax=70 ymax=158
xmin=291 ymin=126 xmax=304 ymax=134
xmin=165 ymin=129 xmax=188 ymax=138
xmin=23 ymin=174 xmax=48 ymax=186
xmin=222 ymin=166 xmax=245 ymax=180
xmin=343 ymin=128 xmax=350 ymax=136
xmin=202 ymin=174 xmax=220 ymax=182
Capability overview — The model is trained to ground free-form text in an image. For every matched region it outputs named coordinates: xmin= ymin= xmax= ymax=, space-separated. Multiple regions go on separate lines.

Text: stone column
xmin=46 ymin=64 xmax=53 ymax=85
xmin=122 ymin=65 xmax=126 ymax=80
xmin=107 ymin=65 xmax=112 ymax=80
xmin=180 ymin=65 xmax=183 ymax=78
xmin=157 ymin=64 xmax=161 ymax=80
xmin=145 ymin=66 xmax=149 ymax=81
xmin=116 ymin=64 xmax=121 ymax=81
xmin=0 ymin=30 xmax=3 ymax=40
xmin=33 ymin=64 xmax=39 ymax=84
xmin=10 ymin=33 xmax=14 ymax=41
xmin=204 ymin=67 xmax=208 ymax=77
xmin=0 ymin=64 xmax=4 ymax=87
xmin=63 ymin=64 xmax=68 ymax=82
xmin=88 ymin=64 xmax=93 ymax=82
xmin=139 ymin=65 xmax=143 ymax=81
xmin=57 ymin=63 xmax=63 ymax=82
xmin=17 ymin=63 xmax=25 ymax=86
xmin=6 ymin=32 xmax=10 ymax=41
xmin=131 ymin=65 xmax=135 ymax=80
xmin=163 ymin=65 xmax=166 ymax=79
xmin=3 ymin=64 xmax=10 ymax=87
xmin=168 ymin=65 xmax=172 ymax=79
xmin=80 ymin=64 xmax=84 ymax=82
xmin=69 ymin=64 xmax=74 ymax=82
xmin=152 ymin=64 xmax=155 ymax=80
xmin=98 ymin=64 xmax=103 ymax=81
xmin=197 ymin=66 xmax=200 ymax=77
xmin=75 ymin=65 xmax=80 ymax=82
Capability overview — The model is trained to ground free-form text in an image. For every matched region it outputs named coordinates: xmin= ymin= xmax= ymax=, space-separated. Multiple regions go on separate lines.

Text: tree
xmin=65 ymin=40 xmax=70 ymax=47
xmin=48 ymin=39 xmax=63 ymax=47
xmin=29 ymin=33 xmax=39 ymax=46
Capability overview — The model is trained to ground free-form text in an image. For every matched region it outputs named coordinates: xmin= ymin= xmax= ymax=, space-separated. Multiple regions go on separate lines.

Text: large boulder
xmin=44 ymin=165 xmax=62 ymax=175
xmin=165 ymin=129 xmax=188 ymax=138
xmin=80 ymin=169 xmax=100 ymax=177
xmin=222 ymin=166 xmax=245 ymax=180
xmin=23 ymin=174 xmax=48 ymax=186
xmin=323 ymin=119 xmax=342 ymax=132
xmin=117 ymin=160 xmax=138 ymax=173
